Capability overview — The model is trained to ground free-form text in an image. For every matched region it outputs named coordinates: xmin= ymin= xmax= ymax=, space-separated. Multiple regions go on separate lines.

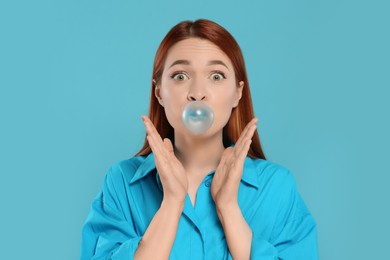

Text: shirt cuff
xmin=250 ymin=230 xmax=278 ymax=259
xmin=227 ymin=231 xmax=278 ymax=260
xmin=95 ymin=235 xmax=143 ymax=260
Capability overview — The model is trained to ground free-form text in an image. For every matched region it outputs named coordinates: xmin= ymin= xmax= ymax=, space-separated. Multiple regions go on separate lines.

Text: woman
xmin=80 ymin=19 xmax=318 ymax=259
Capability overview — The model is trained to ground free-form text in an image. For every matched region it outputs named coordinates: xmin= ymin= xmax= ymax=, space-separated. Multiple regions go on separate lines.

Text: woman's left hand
xmin=211 ymin=117 xmax=258 ymax=211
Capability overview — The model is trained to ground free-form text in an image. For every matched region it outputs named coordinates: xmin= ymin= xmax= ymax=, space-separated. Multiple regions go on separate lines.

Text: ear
xmin=233 ymin=81 xmax=244 ymax=108
xmin=153 ymin=79 xmax=164 ymax=107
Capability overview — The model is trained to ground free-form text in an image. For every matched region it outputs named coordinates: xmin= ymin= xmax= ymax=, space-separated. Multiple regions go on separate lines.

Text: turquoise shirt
xmin=80 ymin=152 xmax=318 ymax=259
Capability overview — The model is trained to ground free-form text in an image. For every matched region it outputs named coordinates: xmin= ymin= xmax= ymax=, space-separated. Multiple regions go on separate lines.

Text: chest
xmin=132 ymin=177 xmax=277 ymax=259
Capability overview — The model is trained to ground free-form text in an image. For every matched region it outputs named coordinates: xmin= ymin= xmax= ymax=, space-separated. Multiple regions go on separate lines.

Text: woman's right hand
xmin=141 ymin=115 xmax=188 ymax=206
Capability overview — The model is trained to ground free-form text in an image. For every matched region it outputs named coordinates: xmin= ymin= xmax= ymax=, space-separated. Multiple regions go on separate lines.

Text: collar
xmin=129 ymin=147 xmax=259 ymax=189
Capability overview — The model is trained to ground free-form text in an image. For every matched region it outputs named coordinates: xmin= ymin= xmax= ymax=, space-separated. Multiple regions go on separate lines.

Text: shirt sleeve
xmin=248 ymin=170 xmax=318 ymax=259
xmin=248 ymin=214 xmax=318 ymax=259
xmin=80 ymin=167 xmax=142 ymax=260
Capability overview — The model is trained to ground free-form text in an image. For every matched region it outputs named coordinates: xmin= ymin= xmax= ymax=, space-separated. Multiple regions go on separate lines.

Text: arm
xmin=217 ymin=204 xmax=252 ymax=260
xmin=217 ymin=180 xmax=318 ymax=260
xmin=82 ymin=115 xmax=189 ymax=259
xmin=136 ymin=115 xmax=189 ymax=259
xmin=134 ymin=199 xmax=184 ymax=259
xmin=210 ymin=118 xmax=317 ymax=259
xmin=80 ymin=171 xmax=185 ymax=260
xmin=211 ymin=118 xmax=258 ymax=259
xmin=211 ymin=118 xmax=257 ymax=260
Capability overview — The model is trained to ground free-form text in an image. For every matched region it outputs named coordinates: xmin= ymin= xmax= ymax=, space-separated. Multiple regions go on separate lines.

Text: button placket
xmin=204 ymin=171 xmax=214 ymax=188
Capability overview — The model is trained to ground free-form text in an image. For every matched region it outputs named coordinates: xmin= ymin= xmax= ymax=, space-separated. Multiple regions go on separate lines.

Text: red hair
xmin=134 ymin=19 xmax=266 ymax=160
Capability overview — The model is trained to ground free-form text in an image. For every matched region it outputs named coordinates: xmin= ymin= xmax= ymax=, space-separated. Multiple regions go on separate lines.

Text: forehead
xmin=164 ymin=38 xmax=232 ymax=67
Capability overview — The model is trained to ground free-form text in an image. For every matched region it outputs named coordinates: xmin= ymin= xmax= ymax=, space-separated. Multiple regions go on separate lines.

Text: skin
xmin=135 ymin=38 xmax=258 ymax=260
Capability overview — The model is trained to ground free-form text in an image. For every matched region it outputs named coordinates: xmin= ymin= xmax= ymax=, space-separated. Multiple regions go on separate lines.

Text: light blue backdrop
xmin=1 ymin=0 xmax=389 ymax=259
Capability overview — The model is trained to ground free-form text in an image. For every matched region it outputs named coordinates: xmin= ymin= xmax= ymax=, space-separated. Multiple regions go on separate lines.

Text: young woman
xmin=80 ymin=19 xmax=318 ymax=259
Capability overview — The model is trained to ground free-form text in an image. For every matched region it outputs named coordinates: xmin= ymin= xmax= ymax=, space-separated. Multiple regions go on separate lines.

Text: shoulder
xmin=249 ymin=157 xmax=312 ymax=219
xmin=103 ymin=155 xmax=149 ymax=188
xmin=250 ymin=157 xmax=297 ymax=190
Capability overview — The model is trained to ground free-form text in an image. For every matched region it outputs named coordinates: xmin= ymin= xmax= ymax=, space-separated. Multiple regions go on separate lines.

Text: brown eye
xmin=172 ymin=73 xmax=189 ymax=81
xmin=210 ymin=72 xmax=226 ymax=81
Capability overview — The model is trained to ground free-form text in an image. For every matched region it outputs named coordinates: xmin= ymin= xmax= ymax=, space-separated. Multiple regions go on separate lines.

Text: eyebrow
xmin=169 ymin=59 xmax=229 ymax=70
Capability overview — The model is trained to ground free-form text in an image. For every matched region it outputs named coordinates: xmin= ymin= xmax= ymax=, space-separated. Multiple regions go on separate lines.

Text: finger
xmin=147 ymin=131 xmax=171 ymax=178
xmin=234 ymin=118 xmax=258 ymax=157
xmin=164 ymin=138 xmax=174 ymax=155
xmin=142 ymin=115 xmax=162 ymax=143
xmin=224 ymin=146 xmax=244 ymax=182
xmin=145 ymin=130 xmax=162 ymax=156
xmin=237 ymin=138 xmax=252 ymax=163
xmin=236 ymin=123 xmax=257 ymax=157
xmin=164 ymin=138 xmax=183 ymax=172
xmin=146 ymin=135 xmax=158 ymax=157
xmin=216 ymin=147 xmax=232 ymax=172
xmin=142 ymin=115 xmax=165 ymax=154
xmin=222 ymin=147 xmax=233 ymax=163
xmin=235 ymin=118 xmax=258 ymax=147
xmin=163 ymin=139 xmax=187 ymax=182
xmin=142 ymin=115 xmax=161 ymax=151
xmin=147 ymin=136 xmax=171 ymax=181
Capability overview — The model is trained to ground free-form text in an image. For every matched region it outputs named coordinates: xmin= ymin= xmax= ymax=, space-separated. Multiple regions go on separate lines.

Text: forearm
xmin=217 ymin=204 xmax=252 ymax=260
xmin=134 ymin=199 xmax=184 ymax=260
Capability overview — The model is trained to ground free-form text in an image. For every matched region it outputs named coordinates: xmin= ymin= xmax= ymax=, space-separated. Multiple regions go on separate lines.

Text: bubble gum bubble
xmin=182 ymin=101 xmax=214 ymax=134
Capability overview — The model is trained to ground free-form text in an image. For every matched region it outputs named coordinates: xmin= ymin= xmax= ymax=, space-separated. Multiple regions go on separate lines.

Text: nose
xmin=187 ymin=81 xmax=207 ymax=101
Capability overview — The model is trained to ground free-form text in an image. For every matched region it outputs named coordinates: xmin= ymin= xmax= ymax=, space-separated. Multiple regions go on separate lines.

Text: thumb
xmin=218 ymin=147 xmax=232 ymax=167
xmin=222 ymin=147 xmax=233 ymax=158
xmin=163 ymin=138 xmax=174 ymax=154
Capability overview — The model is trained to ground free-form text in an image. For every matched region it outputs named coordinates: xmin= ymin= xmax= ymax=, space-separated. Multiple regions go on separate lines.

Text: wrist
xmin=216 ymin=201 xmax=239 ymax=214
xmin=162 ymin=197 xmax=185 ymax=215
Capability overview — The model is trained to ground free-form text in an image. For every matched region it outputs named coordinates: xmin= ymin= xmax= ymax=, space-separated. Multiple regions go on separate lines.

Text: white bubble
xmin=182 ymin=101 xmax=214 ymax=134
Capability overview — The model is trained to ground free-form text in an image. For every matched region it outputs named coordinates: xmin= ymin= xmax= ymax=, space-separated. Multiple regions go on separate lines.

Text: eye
xmin=171 ymin=72 xmax=189 ymax=81
xmin=210 ymin=71 xmax=226 ymax=81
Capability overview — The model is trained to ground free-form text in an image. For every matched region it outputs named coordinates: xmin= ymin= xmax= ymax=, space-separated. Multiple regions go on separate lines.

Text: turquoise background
xmin=1 ymin=0 xmax=389 ymax=259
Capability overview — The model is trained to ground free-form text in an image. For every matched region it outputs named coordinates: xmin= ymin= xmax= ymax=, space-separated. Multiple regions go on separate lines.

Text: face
xmin=155 ymin=38 xmax=244 ymax=138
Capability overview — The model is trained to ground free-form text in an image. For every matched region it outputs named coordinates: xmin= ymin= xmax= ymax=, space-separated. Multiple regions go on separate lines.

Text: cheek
xmin=213 ymin=93 xmax=236 ymax=123
xmin=161 ymin=88 xmax=184 ymax=109
xmin=160 ymin=89 xmax=186 ymax=127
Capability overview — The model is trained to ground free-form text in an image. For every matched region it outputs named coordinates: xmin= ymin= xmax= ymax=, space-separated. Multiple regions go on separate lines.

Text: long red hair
xmin=134 ymin=19 xmax=266 ymax=160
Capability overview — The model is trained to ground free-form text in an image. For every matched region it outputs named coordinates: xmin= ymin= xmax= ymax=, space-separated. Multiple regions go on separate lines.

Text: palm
xmin=211 ymin=147 xmax=242 ymax=206
xmin=142 ymin=115 xmax=188 ymax=203
xmin=211 ymin=118 xmax=258 ymax=208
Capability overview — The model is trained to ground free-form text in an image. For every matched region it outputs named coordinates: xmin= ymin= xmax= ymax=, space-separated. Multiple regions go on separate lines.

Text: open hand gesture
xmin=142 ymin=115 xmax=188 ymax=205
xmin=211 ymin=118 xmax=258 ymax=211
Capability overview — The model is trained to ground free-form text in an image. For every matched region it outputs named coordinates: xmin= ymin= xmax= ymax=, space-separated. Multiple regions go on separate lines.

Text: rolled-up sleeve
xmin=272 ymin=213 xmax=318 ymax=259
xmin=80 ymin=168 xmax=142 ymax=259
xmin=248 ymin=213 xmax=317 ymax=259
xmin=227 ymin=210 xmax=317 ymax=260
xmin=247 ymin=170 xmax=318 ymax=259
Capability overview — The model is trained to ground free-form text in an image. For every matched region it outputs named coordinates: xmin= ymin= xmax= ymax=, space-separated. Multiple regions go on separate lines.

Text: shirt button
xmin=205 ymin=180 xmax=211 ymax=187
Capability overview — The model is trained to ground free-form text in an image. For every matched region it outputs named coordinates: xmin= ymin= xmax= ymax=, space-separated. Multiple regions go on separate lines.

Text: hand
xmin=141 ymin=115 xmax=188 ymax=205
xmin=211 ymin=117 xmax=258 ymax=211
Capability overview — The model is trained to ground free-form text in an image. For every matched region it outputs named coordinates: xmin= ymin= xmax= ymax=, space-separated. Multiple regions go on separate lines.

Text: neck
xmin=173 ymin=130 xmax=226 ymax=173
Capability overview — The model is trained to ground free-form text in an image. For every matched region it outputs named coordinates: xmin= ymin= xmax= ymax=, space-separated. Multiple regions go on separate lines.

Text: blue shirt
xmin=80 ymin=152 xmax=318 ymax=259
